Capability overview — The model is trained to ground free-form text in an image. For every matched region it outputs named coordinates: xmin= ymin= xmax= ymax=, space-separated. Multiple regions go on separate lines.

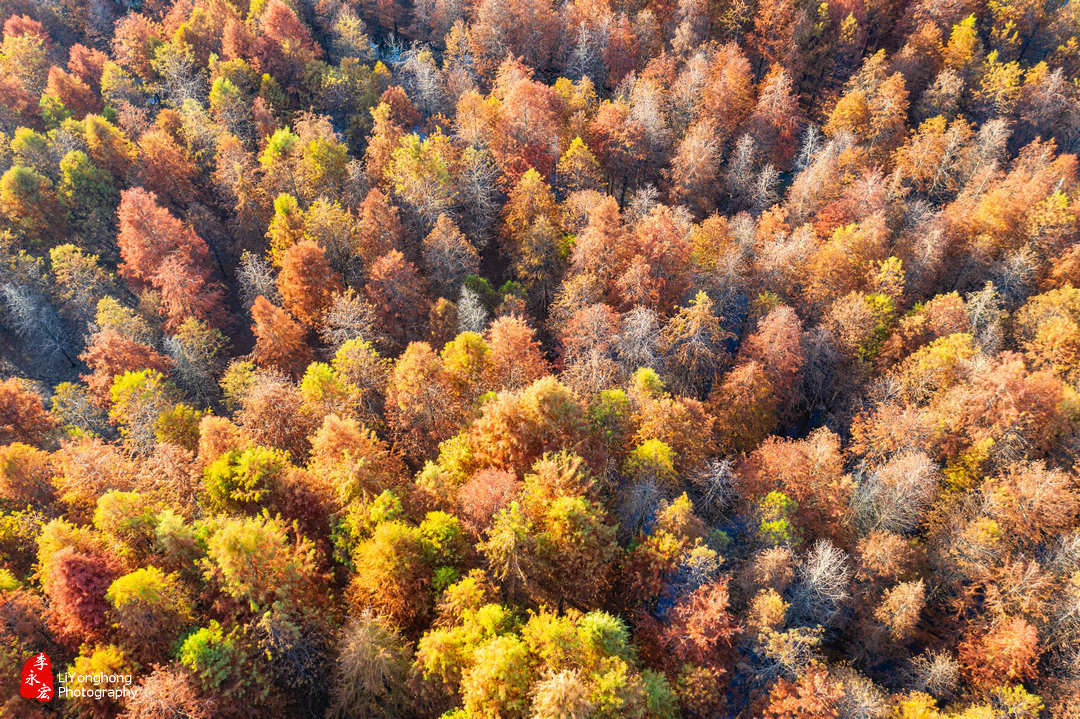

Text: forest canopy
xmin=2 ymin=0 xmax=1080 ymax=716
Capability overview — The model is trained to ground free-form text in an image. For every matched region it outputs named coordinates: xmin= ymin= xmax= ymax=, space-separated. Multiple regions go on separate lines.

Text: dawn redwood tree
xmin=653 ymin=578 xmax=739 ymax=679
xmin=0 ymin=442 xmax=56 ymax=508
xmin=45 ymin=67 xmax=102 ymax=118
xmin=156 ymin=256 xmax=226 ymax=331
xmin=111 ymin=13 xmax=161 ymax=83
xmin=385 ymin=341 xmax=460 ymax=460
xmin=364 ymin=251 xmax=432 ymax=350
xmin=501 ymin=168 xmax=561 ymax=268
xmin=355 ymin=188 xmax=407 ymax=269
xmin=569 ymin=196 xmax=627 ymax=298
xmin=79 ymin=329 xmax=173 ymax=405
xmin=737 ymin=305 xmax=807 ymax=411
xmin=422 ymin=214 xmax=480 ymax=297
xmin=250 ymin=296 xmax=312 ymax=375
xmin=308 ymin=414 xmax=405 ymax=503
xmin=710 ymin=360 xmax=779 ymax=454
xmin=661 ymin=292 xmax=732 ymax=396
xmin=254 ymin=0 xmax=324 ymax=93
xmin=277 ymin=239 xmax=344 ymax=328
xmin=0 ymin=378 xmax=56 ymax=445
xmin=485 ymin=315 xmax=550 ymax=391
xmin=748 ymin=66 xmax=801 ymax=168
xmin=66 ymin=44 xmax=107 ymax=90
xmin=739 ymin=428 xmax=853 ymax=544
xmin=133 ymin=128 xmax=198 ymax=207
xmin=116 ymin=188 xmax=224 ymax=330
xmin=4 ymin=2 xmax=1080 ymax=714
xmin=490 ymin=72 xmax=566 ymax=182
xmin=958 ymin=617 xmax=1042 ymax=690
xmin=0 ymin=165 xmax=64 ymax=244
xmin=40 ymin=545 xmax=122 ymax=643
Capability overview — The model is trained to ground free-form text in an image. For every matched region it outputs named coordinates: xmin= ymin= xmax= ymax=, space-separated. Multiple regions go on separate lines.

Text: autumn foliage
xmin=2 ymin=0 xmax=1080 ymax=716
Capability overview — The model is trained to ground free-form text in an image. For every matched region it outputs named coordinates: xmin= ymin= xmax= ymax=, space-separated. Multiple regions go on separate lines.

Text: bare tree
xmin=50 ymin=381 xmax=110 ymax=436
xmin=905 ymin=650 xmax=960 ymax=699
xmin=455 ymin=148 xmax=500 ymax=247
xmin=616 ymin=305 xmax=662 ymax=374
xmin=752 ymin=164 xmax=780 ymax=214
xmin=667 ymin=541 xmax=723 ymax=599
xmin=835 ymin=668 xmax=889 ymax=719
xmin=917 ymin=69 xmax=964 ymax=121
xmin=989 ymin=245 xmax=1039 ymax=308
xmin=152 ymin=42 xmax=206 ymax=108
xmin=852 ymin=451 xmax=940 ymax=536
xmin=794 ymin=125 xmax=822 ymax=172
xmin=964 ymin=281 xmax=1006 ymax=353
xmin=238 ymin=251 xmax=280 ymax=309
xmin=164 ymin=323 xmax=227 ymax=406
xmin=565 ymin=23 xmax=605 ymax=84
xmin=790 ymin=539 xmax=851 ymax=626
xmin=629 ymin=80 xmax=673 ymax=163
xmin=672 ymin=0 xmax=711 ymax=56
xmin=0 ymin=283 xmax=80 ymax=373
xmin=755 ymin=625 xmax=824 ymax=683
xmin=321 ymin=290 xmax=379 ymax=349
xmin=254 ymin=610 xmax=332 ymax=715
xmin=726 ymin=133 xmax=757 ymax=206
xmin=457 ymin=286 xmax=489 ymax=334
xmin=668 ymin=118 xmax=722 ymax=215
xmin=692 ymin=457 xmax=738 ymax=520
xmin=422 ymin=215 xmax=480 ymax=296
xmin=961 ymin=117 xmax=1010 ymax=183
xmin=398 ymin=45 xmax=447 ymax=117
xmin=617 ymin=476 xmax=666 ymax=542
xmin=624 ymin=184 xmax=660 ymax=226
xmin=180 ymin=99 xmax=220 ymax=165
